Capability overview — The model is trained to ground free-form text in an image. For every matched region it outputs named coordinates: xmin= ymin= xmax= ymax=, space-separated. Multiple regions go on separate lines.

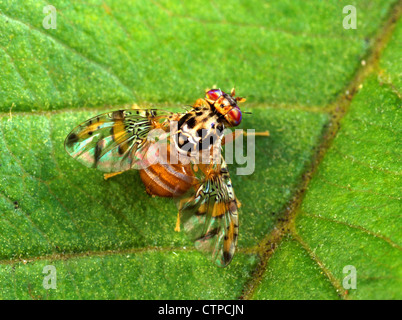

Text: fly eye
xmin=206 ymin=89 xmax=223 ymax=101
xmin=227 ymin=107 xmax=242 ymax=126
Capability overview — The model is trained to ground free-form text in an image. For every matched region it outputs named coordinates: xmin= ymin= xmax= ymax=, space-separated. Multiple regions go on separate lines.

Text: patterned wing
xmin=176 ymin=158 xmax=239 ymax=267
xmin=65 ymin=109 xmax=172 ymax=173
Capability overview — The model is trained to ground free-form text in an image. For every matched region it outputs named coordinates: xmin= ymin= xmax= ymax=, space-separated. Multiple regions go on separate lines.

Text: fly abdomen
xmin=139 ymin=147 xmax=194 ymax=198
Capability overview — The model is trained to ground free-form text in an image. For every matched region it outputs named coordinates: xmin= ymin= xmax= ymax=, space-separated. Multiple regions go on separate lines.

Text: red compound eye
xmin=227 ymin=107 xmax=242 ymax=126
xmin=206 ymin=89 xmax=223 ymax=101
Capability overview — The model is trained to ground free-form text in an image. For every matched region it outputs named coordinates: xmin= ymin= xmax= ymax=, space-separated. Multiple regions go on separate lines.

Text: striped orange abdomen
xmin=139 ymin=147 xmax=194 ymax=197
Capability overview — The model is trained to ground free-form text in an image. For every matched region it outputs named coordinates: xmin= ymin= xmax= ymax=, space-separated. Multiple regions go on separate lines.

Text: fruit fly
xmin=65 ymin=88 xmax=268 ymax=267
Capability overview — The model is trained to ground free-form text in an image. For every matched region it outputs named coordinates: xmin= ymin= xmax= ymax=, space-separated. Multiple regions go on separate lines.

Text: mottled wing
xmin=65 ymin=109 xmax=172 ymax=173
xmin=176 ymin=159 xmax=239 ymax=267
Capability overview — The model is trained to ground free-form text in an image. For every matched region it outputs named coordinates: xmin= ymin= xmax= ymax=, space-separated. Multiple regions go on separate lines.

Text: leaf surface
xmin=0 ymin=0 xmax=400 ymax=299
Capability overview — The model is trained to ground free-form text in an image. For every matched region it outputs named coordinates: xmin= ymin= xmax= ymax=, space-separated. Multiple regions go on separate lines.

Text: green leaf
xmin=0 ymin=0 xmax=400 ymax=299
xmin=380 ymin=17 xmax=402 ymax=93
xmin=0 ymin=0 xmax=395 ymax=111
xmin=253 ymin=236 xmax=340 ymax=300
xmin=291 ymin=76 xmax=401 ymax=300
xmin=252 ymin=60 xmax=402 ymax=299
xmin=0 ymin=251 xmax=259 ymax=299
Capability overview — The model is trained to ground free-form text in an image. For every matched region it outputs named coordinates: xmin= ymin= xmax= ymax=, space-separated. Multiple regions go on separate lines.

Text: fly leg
xmin=222 ymin=130 xmax=269 ymax=145
xmin=175 ymin=211 xmax=181 ymax=232
xmin=175 ymin=198 xmax=189 ymax=232
xmin=236 ymin=197 xmax=242 ymax=208
xmin=104 ymin=172 xmax=124 ymax=180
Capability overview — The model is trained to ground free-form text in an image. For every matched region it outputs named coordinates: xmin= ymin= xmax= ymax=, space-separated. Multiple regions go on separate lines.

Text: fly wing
xmin=176 ymin=158 xmax=239 ymax=267
xmin=65 ymin=109 xmax=172 ymax=173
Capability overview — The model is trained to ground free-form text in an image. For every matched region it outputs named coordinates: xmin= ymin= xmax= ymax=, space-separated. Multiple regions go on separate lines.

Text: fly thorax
xmin=173 ymin=110 xmax=224 ymax=160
